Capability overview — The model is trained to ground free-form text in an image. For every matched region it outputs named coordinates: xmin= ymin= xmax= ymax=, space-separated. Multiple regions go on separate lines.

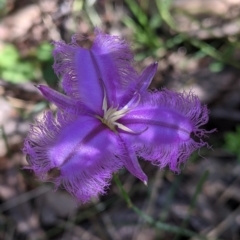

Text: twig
xmin=0 ymin=185 xmax=51 ymax=213
xmin=206 ymin=205 xmax=240 ymax=238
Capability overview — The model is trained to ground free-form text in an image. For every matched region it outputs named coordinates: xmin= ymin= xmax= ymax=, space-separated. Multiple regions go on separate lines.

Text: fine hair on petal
xmin=93 ymin=28 xmax=138 ymax=88
xmin=23 ymin=111 xmax=77 ymax=179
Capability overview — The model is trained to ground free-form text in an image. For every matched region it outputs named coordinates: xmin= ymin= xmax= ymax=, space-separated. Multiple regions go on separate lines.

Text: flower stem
xmin=113 ymin=174 xmax=215 ymax=240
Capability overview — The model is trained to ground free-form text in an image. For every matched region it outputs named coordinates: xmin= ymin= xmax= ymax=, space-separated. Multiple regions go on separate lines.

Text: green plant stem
xmin=113 ymin=174 xmax=211 ymax=240
xmin=0 ymin=125 xmax=10 ymax=155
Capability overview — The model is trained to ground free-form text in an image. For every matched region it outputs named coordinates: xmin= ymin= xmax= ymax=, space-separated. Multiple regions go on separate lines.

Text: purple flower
xmin=24 ymin=29 xmax=213 ymax=203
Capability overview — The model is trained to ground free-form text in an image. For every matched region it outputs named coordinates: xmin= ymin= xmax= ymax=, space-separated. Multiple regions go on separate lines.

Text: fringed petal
xmin=91 ymin=28 xmax=138 ymax=106
xmin=123 ymin=62 xmax=158 ymax=108
xmin=118 ymin=135 xmax=148 ymax=183
xmin=53 ymin=28 xmax=139 ymax=111
xmin=23 ymin=111 xmax=76 ymax=177
xmin=120 ymin=89 xmax=213 ymax=172
xmin=52 ymin=122 xmax=122 ymax=203
xmin=23 ymin=112 xmax=123 ymax=202
xmin=135 ymin=62 xmax=158 ymax=93
xmin=53 ymin=37 xmax=103 ymax=113
xmin=37 ymin=85 xmax=93 ymax=115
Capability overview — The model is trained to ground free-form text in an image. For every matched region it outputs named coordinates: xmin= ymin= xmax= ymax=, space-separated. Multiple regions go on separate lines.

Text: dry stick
xmin=113 ymin=174 xmax=212 ymax=240
xmin=41 ymin=13 xmax=61 ymax=41
xmin=196 ymin=176 xmax=240 ymax=240
xmin=0 ymin=185 xmax=51 ymax=213
xmin=93 ymin=197 xmax=122 ymax=240
xmin=57 ymin=219 xmax=101 ymax=240
xmin=145 ymin=170 xmax=164 ymax=216
xmin=37 ymin=0 xmax=64 ymax=41
xmin=216 ymin=175 xmax=240 ymax=204
xmin=101 ymin=213 xmax=122 ymax=240
xmin=5 ymin=96 xmax=34 ymax=110
xmin=89 ymin=207 xmax=111 ymax=240
xmin=191 ymin=205 xmax=240 ymax=240
xmin=207 ymin=205 xmax=240 ymax=238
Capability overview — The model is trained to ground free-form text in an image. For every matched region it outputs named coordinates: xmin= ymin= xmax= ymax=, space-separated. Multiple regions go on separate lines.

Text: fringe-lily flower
xmin=24 ymin=29 xmax=213 ymax=203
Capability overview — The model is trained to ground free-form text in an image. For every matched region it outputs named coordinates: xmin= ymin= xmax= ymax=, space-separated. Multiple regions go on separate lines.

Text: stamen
xmin=123 ymin=93 xmax=141 ymax=109
xmin=95 ymin=84 xmax=142 ymax=134
xmin=102 ymin=83 xmax=108 ymax=113
xmin=114 ymin=122 xmax=135 ymax=133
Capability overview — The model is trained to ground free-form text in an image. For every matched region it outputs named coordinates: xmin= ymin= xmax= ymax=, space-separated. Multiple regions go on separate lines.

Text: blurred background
xmin=1 ymin=0 xmax=240 ymax=239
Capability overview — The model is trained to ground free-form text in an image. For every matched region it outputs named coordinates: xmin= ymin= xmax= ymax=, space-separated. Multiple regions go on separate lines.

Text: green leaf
xmin=36 ymin=42 xmax=53 ymax=61
xmin=224 ymin=126 xmax=240 ymax=161
xmin=0 ymin=44 xmax=20 ymax=68
xmin=41 ymin=60 xmax=59 ymax=87
xmin=1 ymin=61 xmax=35 ymax=83
xmin=209 ymin=62 xmax=224 ymax=73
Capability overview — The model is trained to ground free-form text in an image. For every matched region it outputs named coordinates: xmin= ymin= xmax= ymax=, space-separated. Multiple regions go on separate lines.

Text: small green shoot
xmin=224 ymin=126 xmax=240 ymax=162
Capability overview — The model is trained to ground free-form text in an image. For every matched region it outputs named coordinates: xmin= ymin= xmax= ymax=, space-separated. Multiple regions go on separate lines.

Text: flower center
xmin=96 ymin=106 xmax=133 ymax=133
xmin=95 ymin=87 xmax=136 ymax=134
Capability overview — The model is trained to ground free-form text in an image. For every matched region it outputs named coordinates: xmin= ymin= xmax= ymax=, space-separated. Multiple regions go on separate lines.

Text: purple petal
xmin=53 ymin=38 xmax=103 ymax=113
xmin=23 ymin=111 xmax=72 ymax=176
xmin=91 ymin=29 xmax=138 ymax=106
xmin=37 ymin=85 xmax=93 ymax=115
xmin=120 ymin=89 xmax=211 ymax=172
xmin=24 ymin=111 xmax=123 ymax=202
xmin=123 ymin=62 xmax=158 ymax=108
xmin=135 ymin=62 xmax=158 ymax=95
xmin=118 ymin=135 xmax=147 ymax=183
xmin=53 ymin=29 xmax=139 ymax=111
xmin=23 ymin=29 xmax=214 ymax=202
